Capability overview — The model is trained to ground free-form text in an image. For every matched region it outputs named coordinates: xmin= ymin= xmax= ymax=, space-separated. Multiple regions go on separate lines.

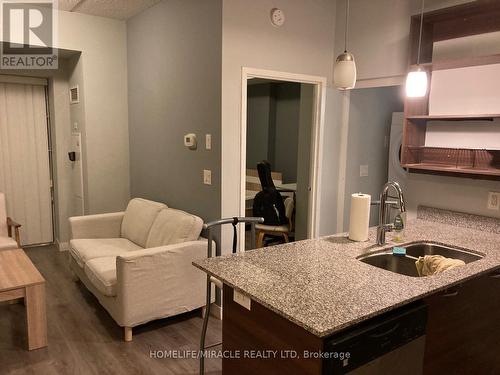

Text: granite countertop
xmin=193 ymin=207 xmax=500 ymax=338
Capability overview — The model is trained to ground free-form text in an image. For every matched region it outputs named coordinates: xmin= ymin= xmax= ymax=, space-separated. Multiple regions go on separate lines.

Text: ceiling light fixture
xmin=406 ymin=0 xmax=428 ymax=98
xmin=334 ymin=0 xmax=356 ymax=90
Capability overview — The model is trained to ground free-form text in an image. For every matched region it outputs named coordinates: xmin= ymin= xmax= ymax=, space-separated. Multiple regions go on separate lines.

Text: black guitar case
xmin=252 ymin=161 xmax=288 ymax=225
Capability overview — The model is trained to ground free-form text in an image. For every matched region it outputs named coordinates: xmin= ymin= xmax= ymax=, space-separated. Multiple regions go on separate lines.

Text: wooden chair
xmin=0 ymin=192 xmax=22 ymax=249
xmin=255 ymin=197 xmax=294 ymax=248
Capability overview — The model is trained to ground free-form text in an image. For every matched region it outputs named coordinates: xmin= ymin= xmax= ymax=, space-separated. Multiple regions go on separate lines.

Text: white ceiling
xmin=57 ymin=0 xmax=162 ymax=20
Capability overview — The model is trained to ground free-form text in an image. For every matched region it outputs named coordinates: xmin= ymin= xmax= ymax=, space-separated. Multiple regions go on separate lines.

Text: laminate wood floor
xmin=0 ymin=246 xmax=222 ymax=375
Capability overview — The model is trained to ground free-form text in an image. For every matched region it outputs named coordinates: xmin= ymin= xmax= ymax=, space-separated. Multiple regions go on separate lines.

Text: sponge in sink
xmin=393 ymin=247 xmax=407 ymax=256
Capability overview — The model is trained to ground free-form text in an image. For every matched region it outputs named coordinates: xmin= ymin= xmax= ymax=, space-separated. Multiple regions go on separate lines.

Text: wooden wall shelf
xmin=402 ymin=2 xmax=500 ymax=181
xmin=403 ymin=164 xmax=500 ymax=180
xmin=407 ymin=114 xmax=500 ymax=122
xmin=410 ymin=53 xmax=500 ymax=72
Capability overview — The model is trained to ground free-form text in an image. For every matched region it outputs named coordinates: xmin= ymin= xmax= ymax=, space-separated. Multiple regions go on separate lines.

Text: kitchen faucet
xmin=377 ymin=181 xmax=406 ymax=245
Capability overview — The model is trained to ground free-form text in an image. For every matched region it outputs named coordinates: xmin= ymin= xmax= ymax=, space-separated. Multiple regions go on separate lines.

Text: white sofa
xmin=0 ymin=192 xmax=21 ymax=250
xmin=69 ymin=198 xmax=211 ymax=341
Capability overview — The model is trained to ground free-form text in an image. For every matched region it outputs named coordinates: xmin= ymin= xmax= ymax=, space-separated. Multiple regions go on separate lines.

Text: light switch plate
xmin=205 ymin=134 xmax=212 ymax=150
xmin=203 ymin=169 xmax=212 ymax=185
xmin=233 ymin=289 xmax=251 ymax=310
xmin=487 ymin=192 xmax=500 ymax=210
xmin=360 ymin=165 xmax=369 ymax=177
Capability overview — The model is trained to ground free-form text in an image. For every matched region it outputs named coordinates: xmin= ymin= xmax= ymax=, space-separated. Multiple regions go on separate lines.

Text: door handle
xmin=368 ymin=323 xmax=400 ymax=338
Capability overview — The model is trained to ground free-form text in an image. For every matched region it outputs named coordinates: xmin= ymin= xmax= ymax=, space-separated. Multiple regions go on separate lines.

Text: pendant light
xmin=406 ymin=0 xmax=428 ymax=97
xmin=334 ymin=0 xmax=356 ymax=90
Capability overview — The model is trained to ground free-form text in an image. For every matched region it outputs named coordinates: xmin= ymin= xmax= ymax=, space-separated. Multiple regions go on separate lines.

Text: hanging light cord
xmin=416 ymin=0 xmax=425 ymax=65
xmin=344 ymin=0 xmax=350 ymax=52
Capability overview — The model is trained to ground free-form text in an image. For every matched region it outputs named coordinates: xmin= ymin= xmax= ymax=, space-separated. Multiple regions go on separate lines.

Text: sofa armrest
xmin=116 ymin=239 xmax=213 ymax=326
xmin=7 ymin=217 xmax=21 ymax=246
xmin=69 ymin=212 xmax=125 ymax=239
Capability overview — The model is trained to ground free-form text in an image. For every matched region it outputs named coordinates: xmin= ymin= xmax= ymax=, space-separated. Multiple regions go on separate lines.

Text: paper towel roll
xmin=348 ymin=193 xmax=371 ymax=242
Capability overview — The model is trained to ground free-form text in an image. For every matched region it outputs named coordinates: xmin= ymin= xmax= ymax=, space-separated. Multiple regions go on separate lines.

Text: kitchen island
xmin=193 ymin=207 xmax=500 ymax=374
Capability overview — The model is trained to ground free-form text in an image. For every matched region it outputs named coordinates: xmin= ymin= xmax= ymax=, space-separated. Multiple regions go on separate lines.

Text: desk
xmin=0 ymin=249 xmax=47 ymax=350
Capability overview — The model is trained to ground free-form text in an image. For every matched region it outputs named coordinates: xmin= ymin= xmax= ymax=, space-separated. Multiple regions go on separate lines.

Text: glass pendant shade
xmin=405 ymin=69 xmax=428 ymax=98
xmin=334 ymin=52 xmax=357 ymax=90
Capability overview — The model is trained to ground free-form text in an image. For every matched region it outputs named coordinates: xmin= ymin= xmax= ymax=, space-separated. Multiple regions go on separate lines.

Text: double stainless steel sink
xmin=357 ymin=242 xmax=484 ymax=277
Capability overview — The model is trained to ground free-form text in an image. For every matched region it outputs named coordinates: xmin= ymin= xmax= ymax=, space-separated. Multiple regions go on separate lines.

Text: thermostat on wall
xmin=184 ymin=133 xmax=197 ymax=150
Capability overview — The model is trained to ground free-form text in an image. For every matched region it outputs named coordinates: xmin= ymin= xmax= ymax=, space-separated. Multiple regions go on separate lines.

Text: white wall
xmin=67 ymin=54 xmax=87 ymax=219
xmin=406 ymin=174 xmax=500 ymax=219
xmin=221 ymin=0 xmax=336 ymax=248
xmin=57 ymin=11 xmax=130 ymax=215
xmin=50 ymin=60 xmax=73 ymax=245
xmin=1 ymin=10 xmax=129 ymax=242
xmin=334 ymin=0 xmax=411 ymax=84
xmin=334 ymin=0 xmax=477 ymax=86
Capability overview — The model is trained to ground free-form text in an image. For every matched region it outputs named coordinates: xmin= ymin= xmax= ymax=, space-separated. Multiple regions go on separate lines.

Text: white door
xmin=0 ymin=81 xmax=53 ymax=245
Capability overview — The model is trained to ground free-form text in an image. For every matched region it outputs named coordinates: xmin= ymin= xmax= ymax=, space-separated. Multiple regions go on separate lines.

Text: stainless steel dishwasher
xmin=323 ymin=302 xmax=428 ymax=374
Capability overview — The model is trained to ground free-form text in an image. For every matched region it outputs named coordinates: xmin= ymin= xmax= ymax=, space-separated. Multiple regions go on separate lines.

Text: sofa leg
xmin=124 ymin=326 xmax=133 ymax=342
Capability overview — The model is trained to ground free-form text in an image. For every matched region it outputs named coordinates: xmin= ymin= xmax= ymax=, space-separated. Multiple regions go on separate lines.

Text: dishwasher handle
xmin=368 ymin=322 xmax=400 ymax=338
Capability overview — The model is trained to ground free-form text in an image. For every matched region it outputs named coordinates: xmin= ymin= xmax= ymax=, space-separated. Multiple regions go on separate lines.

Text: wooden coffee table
xmin=0 ymin=248 xmax=47 ymax=350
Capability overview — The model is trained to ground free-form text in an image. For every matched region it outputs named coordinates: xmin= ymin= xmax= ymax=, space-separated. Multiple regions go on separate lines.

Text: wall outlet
xmin=233 ymin=289 xmax=251 ymax=310
xmin=203 ymin=169 xmax=212 ymax=185
xmin=487 ymin=192 xmax=500 ymax=210
xmin=205 ymin=134 xmax=212 ymax=150
xmin=360 ymin=165 xmax=369 ymax=177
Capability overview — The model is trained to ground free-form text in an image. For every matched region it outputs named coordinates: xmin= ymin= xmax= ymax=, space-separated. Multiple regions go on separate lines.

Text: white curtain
xmin=0 ymin=82 xmax=53 ymax=245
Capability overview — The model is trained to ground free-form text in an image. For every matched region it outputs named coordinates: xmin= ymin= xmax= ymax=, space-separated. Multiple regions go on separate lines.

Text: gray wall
xmin=127 ymin=0 xmax=222 ymax=222
xmin=295 ymin=84 xmax=314 ymax=240
xmin=246 ymin=82 xmax=301 ymax=183
xmin=343 ymin=86 xmax=404 ymax=229
xmin=246 ymin=83 xmax=272 ymax=170
xmin=221 ymin=0 xmax=336 ymax=250
xmin=274 ymin=83 xmax=301 ymax=183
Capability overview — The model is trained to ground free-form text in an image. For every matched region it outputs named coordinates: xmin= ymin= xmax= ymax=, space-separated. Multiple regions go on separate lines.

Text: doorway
xmin=0 ymin=77 xmax=54 ymax=246
xmin=240 ymin=68 xmax=326 ymax=250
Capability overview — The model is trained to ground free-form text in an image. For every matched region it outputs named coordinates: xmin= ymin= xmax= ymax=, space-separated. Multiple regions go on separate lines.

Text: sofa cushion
xmin=0 ymin=236 xmax=18 ymax=250
xmin=84 ymin=257 xmax=117 ymax=297
xmin=69 ymin=238 xmax=142 ymax=268
xmin=121 ymin=198 xmax=167 ymax=247
xmin=146 ymin=208 xmax=203 ymax=248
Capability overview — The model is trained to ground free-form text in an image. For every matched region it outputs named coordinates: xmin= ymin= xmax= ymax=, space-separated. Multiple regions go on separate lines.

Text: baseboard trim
xmin=57 ymin=241 xmax=69 ymax=251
